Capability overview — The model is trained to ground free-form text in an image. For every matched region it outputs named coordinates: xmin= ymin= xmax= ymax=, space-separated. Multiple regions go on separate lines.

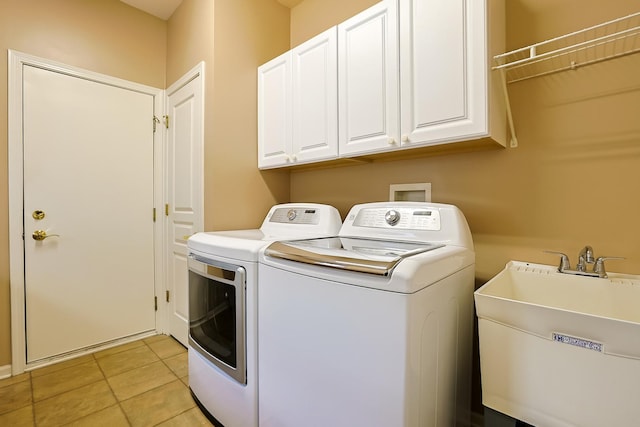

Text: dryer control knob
xmin=287 ymin=209 xmax=297 ymax=221
xmin=385 ymin=209 xmax=401 ymax=226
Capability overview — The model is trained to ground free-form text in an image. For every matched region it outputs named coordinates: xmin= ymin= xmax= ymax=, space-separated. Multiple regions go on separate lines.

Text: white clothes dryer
xmin=187 ymin=203 xmax=342 ymax=427
xmin=258 ymin=202 xmax=475 ymax=427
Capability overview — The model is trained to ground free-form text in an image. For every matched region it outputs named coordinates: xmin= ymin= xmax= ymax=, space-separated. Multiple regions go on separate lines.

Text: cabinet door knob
xmin=402 ymin=135 xmax=410 ymax=143
xmin=388 ymin=138 xmax=396 ymax=145
xmin=291 ymin=154 xmax=298 ymax=162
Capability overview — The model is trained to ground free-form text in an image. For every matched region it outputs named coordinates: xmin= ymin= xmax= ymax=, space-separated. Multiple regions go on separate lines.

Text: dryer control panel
xmin=260 ymin=203 xmax=342 ymax=237
xmin=268 ymin=207 xmax=321 ymax=225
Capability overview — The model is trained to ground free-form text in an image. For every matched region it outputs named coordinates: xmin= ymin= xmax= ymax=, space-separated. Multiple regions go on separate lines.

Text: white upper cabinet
xmin=337 ymin=0 xmax=505 ymax=157
xmin=337 ymin=0 xmax=400 ymax=157
xmin=399 ymin=0 xmax=506 ymax=149
xmin=258 ymin=0 xmax=505 ymax=168
xmin=292 ymin=27 xmax=338 ymax=164
xmin=258 ymin=27 xmax=338 ymax=169
xmin=258 ymin=52 xmax=291 ymax=169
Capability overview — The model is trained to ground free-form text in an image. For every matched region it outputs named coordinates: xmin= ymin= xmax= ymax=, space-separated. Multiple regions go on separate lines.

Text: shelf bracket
xmin=499 ymin=68 xmax=518 ymax=148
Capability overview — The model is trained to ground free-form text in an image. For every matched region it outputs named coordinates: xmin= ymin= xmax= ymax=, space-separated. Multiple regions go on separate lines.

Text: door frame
xmin=7 ymin=50 xmax=166 ymax=375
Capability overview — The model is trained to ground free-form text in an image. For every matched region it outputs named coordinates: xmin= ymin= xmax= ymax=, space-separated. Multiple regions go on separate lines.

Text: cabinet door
xmin=338 ymin=0 xmax=399 ymax=157
xmin=258 ymin=52 xmax=292 ymax=169
xmin=292 ymin=27 xmax=338 ymax=164
xmin=400 ymin=0 xmax=488 ymax=146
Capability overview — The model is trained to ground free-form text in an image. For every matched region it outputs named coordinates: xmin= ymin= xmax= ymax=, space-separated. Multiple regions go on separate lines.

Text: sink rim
xmin=476 ymin=261 xmax=640 ymax=320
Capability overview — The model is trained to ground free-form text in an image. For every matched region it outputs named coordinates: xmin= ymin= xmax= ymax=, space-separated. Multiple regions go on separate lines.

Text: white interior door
xmin=23 ymin=64 xmax=156 ymax=363
xmin=165 ymin=64 xmax=204 ymax=347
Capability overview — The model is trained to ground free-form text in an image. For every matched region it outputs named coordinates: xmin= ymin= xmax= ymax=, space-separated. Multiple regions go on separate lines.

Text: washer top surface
xmin=261 ymin=202 xmax=475 ymax=291
xmin=187 ymin=203 xmax=342 ymax=262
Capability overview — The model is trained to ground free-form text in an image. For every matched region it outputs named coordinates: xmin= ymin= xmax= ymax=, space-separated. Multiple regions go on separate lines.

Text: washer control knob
xmin=287 ymin=209 xmax=297 ymax=221
xmin=385 ymin=209 xmax=401 ymax=226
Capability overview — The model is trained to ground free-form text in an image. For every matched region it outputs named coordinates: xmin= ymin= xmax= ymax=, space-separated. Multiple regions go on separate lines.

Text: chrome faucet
xmin=545 ymin=246 xmax=624 ymax=278
xmin=576 ymin=245 xmax=595 ymax=272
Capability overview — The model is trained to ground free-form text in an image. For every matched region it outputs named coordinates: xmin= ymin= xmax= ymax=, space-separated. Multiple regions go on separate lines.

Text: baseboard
xmin=471 ymin=410 xmax=484 ymax=427
xmin=0 ymin=364 xmax=12 ymax=380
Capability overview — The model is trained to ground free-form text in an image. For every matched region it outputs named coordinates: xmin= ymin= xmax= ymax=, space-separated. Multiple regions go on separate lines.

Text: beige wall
xmin=168 ymin=0 xmax=290 ymax=231
xmin=290 ymin=0 xmax=376 ymax=46
xmin=208 ymin=0 xmax=291 ymax=229
xmin=0 ymin=0 xmax=166 ymax=368
xmin=289 ymin=0 xmax=640 ymax=282
xmin=166 ymin=0 xmax=214 ymax=86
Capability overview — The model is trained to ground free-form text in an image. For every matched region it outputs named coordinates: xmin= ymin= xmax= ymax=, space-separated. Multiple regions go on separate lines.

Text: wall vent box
xmin=389 ymin=183 xmax=431 ymax=202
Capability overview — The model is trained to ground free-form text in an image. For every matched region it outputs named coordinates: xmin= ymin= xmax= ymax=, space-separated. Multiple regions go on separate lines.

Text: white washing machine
xmin=258 ymin=202 xmax=475 ymax=427
xmin=187 ymin=203 xmax=342 ymax=427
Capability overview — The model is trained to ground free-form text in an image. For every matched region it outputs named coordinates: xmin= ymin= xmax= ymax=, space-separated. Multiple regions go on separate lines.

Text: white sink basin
xmin=475 ymin=261 xmax=640 ymax=358
xmin=475 ymin=261 xmax=640 ymax=426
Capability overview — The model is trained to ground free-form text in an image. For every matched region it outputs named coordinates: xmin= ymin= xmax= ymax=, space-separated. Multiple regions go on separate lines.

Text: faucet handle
xmin=593 ymin=256 xmax=625 ymax=278
xmin=544 ymin=250 xmax=571 ymax=272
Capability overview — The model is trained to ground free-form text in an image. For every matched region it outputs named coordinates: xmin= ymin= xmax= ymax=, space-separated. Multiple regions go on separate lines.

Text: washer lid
xmin=264 ymin=237 xmax=444 ymax=276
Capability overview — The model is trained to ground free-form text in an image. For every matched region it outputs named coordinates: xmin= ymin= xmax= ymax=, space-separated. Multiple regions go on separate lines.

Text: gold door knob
xmin=32 ymin=230 xmax=60 ymax=241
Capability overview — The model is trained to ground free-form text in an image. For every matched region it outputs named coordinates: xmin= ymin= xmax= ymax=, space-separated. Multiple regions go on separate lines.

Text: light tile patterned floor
xmin=0 ymin=335 xmax=213 ymax=426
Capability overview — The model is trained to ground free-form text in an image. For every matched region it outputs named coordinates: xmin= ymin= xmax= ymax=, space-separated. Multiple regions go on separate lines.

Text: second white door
xmin=165 ymin=65 xmax=204 ymax=347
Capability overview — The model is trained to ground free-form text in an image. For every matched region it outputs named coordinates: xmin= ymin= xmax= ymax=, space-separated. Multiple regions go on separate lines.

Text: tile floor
xmin=0 ymin=335 xmax=213 ymax=426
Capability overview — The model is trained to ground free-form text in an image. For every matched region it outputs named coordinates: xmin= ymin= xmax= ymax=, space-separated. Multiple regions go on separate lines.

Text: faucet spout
xmin=577 ymin=245 xmax=595 ymax=271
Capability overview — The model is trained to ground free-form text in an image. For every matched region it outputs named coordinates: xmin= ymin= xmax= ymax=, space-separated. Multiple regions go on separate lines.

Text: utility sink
xmin=475 ymin=261 xmax=640 ymax=427
xmin=476 ymin=261 xmax=640 ymax=358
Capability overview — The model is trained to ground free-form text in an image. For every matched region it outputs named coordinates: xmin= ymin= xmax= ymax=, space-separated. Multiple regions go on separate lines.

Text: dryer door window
xmin=188 ymin=256 xmax=246 ymax=384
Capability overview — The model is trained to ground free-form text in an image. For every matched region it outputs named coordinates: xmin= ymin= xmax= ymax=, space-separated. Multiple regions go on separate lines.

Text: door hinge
xmin=165 ymin=204 xmax=169 ymax=216
xmin=163 ymin=115 xmax=169 ymax=129
xmin=154 ymin=296 xmax=158 ymax=311
xmin=153 ymin=208 xmax=156 ymax=222
xmin=166 ymin=290 xmax=170 ymax=302
xmin=153 ymin=115 xmax=160 ymax=133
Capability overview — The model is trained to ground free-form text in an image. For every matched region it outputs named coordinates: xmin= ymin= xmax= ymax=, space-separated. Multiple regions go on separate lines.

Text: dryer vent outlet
xmin=389 ymin=183 xmax=431 ymax=202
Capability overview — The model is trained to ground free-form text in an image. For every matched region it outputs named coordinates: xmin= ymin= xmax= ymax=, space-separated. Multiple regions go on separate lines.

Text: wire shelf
xmin=494 ymin=12 xmax=640 ymax=83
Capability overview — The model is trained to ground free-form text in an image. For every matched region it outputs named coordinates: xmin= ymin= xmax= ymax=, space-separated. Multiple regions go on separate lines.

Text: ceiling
xmin=276 ymin=0 xmax=303 ymax=8
xmin=121 ymin=0 xmax=302 ymax=20
xmin=120 ymin=0 xmax=183 ymax=20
